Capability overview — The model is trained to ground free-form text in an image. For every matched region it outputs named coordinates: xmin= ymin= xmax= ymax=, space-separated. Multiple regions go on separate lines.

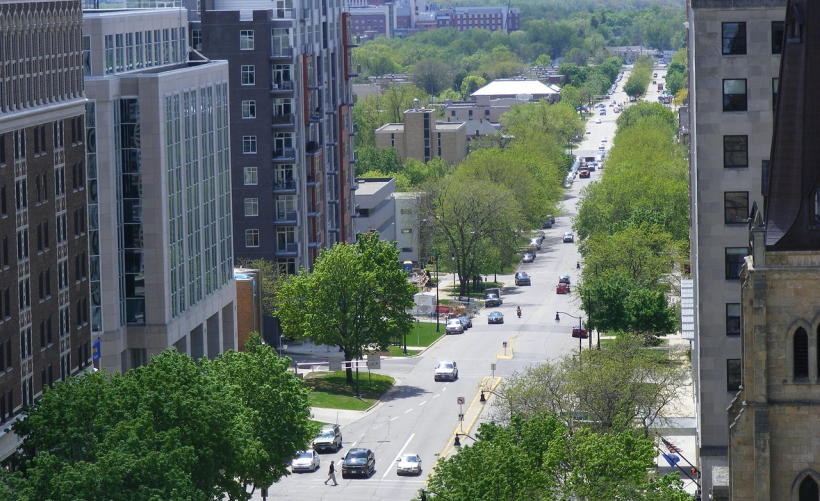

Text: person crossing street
xmin=324 ymin=460 xmax=338 ymax=486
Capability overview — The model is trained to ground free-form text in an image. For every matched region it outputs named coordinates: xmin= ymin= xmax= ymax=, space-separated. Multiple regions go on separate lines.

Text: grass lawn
xmin=400 ymin=320 xmax=445 ymax=348
xmin=304 ymin=370 xmax=395 ymax=411
xmin=388 ymin=346 xmax=422 ymax=357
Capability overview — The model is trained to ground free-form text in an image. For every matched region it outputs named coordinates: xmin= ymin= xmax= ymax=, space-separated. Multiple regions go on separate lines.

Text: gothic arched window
xmin=794 ymin=327 xmax=809 ymax=379
xmin=799 ymin=475 xmax=819 ymax=501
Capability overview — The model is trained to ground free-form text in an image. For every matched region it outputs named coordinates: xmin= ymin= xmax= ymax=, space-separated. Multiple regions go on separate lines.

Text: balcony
xmin=325 ymin=164 xmax=339 ymax=175
xmin=307 ymin=202 xmax=321 ymax=217
xmin=273 ymin=179 xmax=298 ymax=194
xmin=307 ymin=80 xmax=323 ymax=90
xmin=269 ymin=47 xmax=295 ymax=61
xmin=272 ymin=113 xmax=295 ymax=129
xmin=274 ymin=242 xmax=299 ymax=257
xmin=273 ymin=148 xmax=297 ymax=163
xmin=348 ymin=63 xmax=361 ymax=78
xmin=349 ymin=124 xmax=358 ymax=137
xmin=270 ymin=80 xmax=294 ymax=94
xmin=306 ymin=174 xmax=320 ymax=187
xmin=308 ymin=232 xmax=323 ymax=248
xmin=308 ymin=109 xmax=322 ymax=123
xmin=274 ymin=211 xmax=298 ymax=225
xmin=350 ymin=181 xmax=359 ymax=191
xmin=349 ymin=150 xmax=358 ymax=164
xmin=305 ymin=141 xmax=321 ymax=157
xmin=347 ymin=36 xmax=360 ymax=48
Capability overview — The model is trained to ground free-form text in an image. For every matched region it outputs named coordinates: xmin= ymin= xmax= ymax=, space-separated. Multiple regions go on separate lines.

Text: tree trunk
xmin=344 ymin=348 xmax=354 ymax=383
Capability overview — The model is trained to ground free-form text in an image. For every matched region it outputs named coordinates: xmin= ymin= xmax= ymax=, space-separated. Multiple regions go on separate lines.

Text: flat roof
xmin=472 ymin=80 xmax=559 ymax=97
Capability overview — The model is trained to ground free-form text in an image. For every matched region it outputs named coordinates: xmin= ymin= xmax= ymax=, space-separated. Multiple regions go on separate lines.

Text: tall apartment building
xmin=198 ymin=0 xmax=357 ymax=280
xmin=686 ymin=0 xmax=786 ymax=494
xmin=0 ymin=0 xmax=91 ymax=458
xmin=82 ymin=8 xmax=237 ymax=373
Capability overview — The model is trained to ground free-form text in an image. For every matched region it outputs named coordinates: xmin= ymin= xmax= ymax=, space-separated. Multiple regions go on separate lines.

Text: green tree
xmin=411 ymin=58 xmax=452 ymax=96
xmin=354 ymin=146 xmax=403 ymax=177
xmin=2 ymin=346 xmax=314 ymax=501
xmin=274 ymin=234 xmax=416 ymax=383
xmin=460 ymin=75 xmax=486 ymax=99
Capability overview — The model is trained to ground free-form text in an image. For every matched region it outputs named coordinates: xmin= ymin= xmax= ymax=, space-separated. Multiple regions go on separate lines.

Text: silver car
xmin=446 ymin=318 xmax=464 ymax=334
xmin=435 ymin=361 xmax=458 ymax=382
xmin=396 ymin=454 xmax=422 ymax=476
xmin=291 ymin=449 xmax=320 ymax=472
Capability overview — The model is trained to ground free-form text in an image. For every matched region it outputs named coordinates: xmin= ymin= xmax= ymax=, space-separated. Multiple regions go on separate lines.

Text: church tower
xmin=727 ymin=0 xmax=820 ymax=500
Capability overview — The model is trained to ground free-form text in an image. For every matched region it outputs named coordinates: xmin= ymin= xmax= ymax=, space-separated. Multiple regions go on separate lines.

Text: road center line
xmin=432 ymin=394 xmax=440 ymax=398
xmin=383 ymin=433 xmax=415 ymax=479
xmin=390 ymin=416 xmax=399 ymax=421
xmin=418 ymin=401 xmax=427 ymax=406
xmin=404 ymin=408 xmax=413 ymax=414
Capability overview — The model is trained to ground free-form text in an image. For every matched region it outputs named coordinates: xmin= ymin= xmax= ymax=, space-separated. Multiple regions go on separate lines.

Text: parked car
xmin=446 ymin=318 xmax=464 ymax=334
xmin=563 ymin=232 xmax=574 ymax=243
xmin=341 ymin=448 xmax=376 ymax=478
xmin=312 ymin=424 xmax=343 ymax=452
xmin=291 ymin=450 xmax=321 ymax=472
xmin=515 ymin=272 xmax=531 ymax=286
xmin=528 ymin=238 xmax=542 ymax=251
xmin=542 ymin=219 xmax=553 ymax=229
xmin=458 ymin=316 xmax=472 ymax=329
xmin=559 ymin=274 xmax=571 ymax=284
xmin=396 ymin=454 xmax=422 ymax=476
xmin=488 ymin=311 xmax=504 ymax=324
xmin=485 ymin=293 xmax=502 ymax=307
xmin=434 ymin=361 xmax=459 ymax=381
xmin=556 ymin=282 xmax=571 ymax=294
xmin=522 ymin=252 xmax=534 ymax=263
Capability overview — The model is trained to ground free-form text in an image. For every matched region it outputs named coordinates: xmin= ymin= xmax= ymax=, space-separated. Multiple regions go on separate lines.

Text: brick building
xmin=0 ymin=0 xmax=91 ymax=459
xmin=374 ymin=103 xmax=467 ymax=165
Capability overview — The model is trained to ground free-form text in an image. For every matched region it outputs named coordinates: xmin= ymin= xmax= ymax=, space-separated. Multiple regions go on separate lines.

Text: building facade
xmin=375 ymin=105 xmax=467 ymax=165
xmin=199 ymin=0 xmax=356 ymax=277
xmin=83 ymin=8 xmax=237 ymax=373
xmin=726 ymin=1 xmax=820 ymax=498
xmin=686 ymin=0 xmax=786 ymax=494
xmin=0 ymin=0 xmax=91 ymax=458
xmin=352 ymin=177 xmax=396 ymax=242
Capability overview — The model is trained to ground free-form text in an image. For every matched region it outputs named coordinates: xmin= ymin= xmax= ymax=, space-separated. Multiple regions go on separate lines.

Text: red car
xmin=556 ymin=283 xmax=571 ymax=294
xmin=572 ymin=327 xmax=588 ymax=338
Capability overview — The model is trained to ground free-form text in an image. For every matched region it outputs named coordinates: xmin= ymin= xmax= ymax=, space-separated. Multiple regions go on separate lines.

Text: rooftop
xmin=472 ymin=80 xmax=560 ymax=97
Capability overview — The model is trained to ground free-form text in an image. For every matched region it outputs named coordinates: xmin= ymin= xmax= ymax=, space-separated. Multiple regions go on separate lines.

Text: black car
xmin=515 ymin=272 xmax=532 ymax=286
xmin=341 ymin=448 xmax=376 ymax=478
xmin=485 ymin=293 xmax=502 ymax=307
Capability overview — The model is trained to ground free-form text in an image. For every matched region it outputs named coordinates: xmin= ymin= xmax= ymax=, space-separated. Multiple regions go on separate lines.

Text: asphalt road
xmin=251 ymin=74 xmax=656 ymax=501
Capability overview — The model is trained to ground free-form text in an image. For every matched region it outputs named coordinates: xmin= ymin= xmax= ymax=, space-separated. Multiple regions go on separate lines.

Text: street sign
xmin=457 ymin=397 xmax=465 ymax=405
xmin=491 ymin=363 xmax=496 ymax=371
xmin=502 ymin=341 xmax=508 ymax=348
xmin=366 ymin=354 xmax=381 ymax=369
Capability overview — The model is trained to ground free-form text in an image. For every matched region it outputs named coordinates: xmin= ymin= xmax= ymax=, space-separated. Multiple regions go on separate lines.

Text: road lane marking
xmin=383 ymin=433 xmax=415 ymax=479
xmin=404 ymin=409 xmax=413 ymax=414
xmin=432 ymin=394 xmax=440 ymax=398
xmin=419 ymin=401 xmax=427 ymax=406
xmin=390 ymin=416 xmax=399 ymax=421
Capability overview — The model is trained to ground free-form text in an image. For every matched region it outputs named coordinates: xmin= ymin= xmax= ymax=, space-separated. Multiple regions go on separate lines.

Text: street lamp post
xmin=435 ymin=255 xmax=440 ymax=332
xmin=556 ymin=311 xmax=586 ymax=354
xmin=451 ymin=252 xmax=456 ymax=299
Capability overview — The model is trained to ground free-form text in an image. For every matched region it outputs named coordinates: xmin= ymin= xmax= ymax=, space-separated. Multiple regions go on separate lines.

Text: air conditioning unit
xmin=271 ymin=83 xmax=279 ymax=90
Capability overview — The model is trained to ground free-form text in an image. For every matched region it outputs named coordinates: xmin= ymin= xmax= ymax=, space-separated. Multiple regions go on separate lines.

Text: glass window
xmin=724 ymin=135 xmax=749 ymax=167
xmin=242 ymin=136 xmax=257 ymax=154
xmin=814 ymin=190 xmax=820 ymax=226
xmin=727 ymin=359 xmax=742 ymax=391
xmin=241 ymin=100 xmax=256 ymax=119
xmin=725 ymin=247 xmax=748 ymax=280
xmin=241 ymin=65 xmax=255 ymax=85
xmin=245 ymin=229 xmax=260 ymax=247
xmin=772 ymin=78 xmax=779 ymax=111
xmin=724 ymin=191 xmax=749 ymax=224
xmin=772 ymin=21 xmax=785 ymax=54
xmin=244 ymin=167 xmax=258 ymax=185
xmin=244 ymin=198 xmax=259 ymax=216
xmin=723 ymin=79 xmax=748 ymax=112
xmin=794 ymin=328 xmax=809 ymax=379
xmin=722 ymin=22 xmax=746 ymax=55
xmin=192 ymin=29 xmax=202 ymax=51
xmin=726 ymin=303 xmax=740 ymax=336
xmin=240 ymin=30 xmax=254 ymax=50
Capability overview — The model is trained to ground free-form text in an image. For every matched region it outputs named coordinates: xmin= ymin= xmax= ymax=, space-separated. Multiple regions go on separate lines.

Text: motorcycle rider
xmin=516 ymin=306 xmax=522 ymax=318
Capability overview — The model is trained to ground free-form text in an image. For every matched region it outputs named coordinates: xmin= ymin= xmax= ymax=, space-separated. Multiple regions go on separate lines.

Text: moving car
xmin=595 ymin=118 xmax=601 ymax=124
xmin=485 ymin=293 xmax=502 ymax=307
xmin=563 ymin=232 xmax=575 ymax=243
xmin=601 ymin=136 xmax=608 ymax=142
xmin=488 ymin=311 xmax=504 ymax=324
xmin=458 ymin=316 xmax=472 ymax=329
xmin=396 ymin=454 xmax=422 ymax=476
xmin=312 ymin=424 xmax=343 ymax=452
xmin=291 ymin=450 xmax=320 ymax=472
xmin=578 ymin=168 xmax=590 ymax=179
xmin=341 ymin=448 xmax=376 ymax=478
xmin=559 ymin=275 xmax=571 ymax=284
xmin=556 ymin=282 xmax=571 ymax=294
xmin=522 ymin=252 xmax=534 ymax=263
xmin=435 ymin=361 xmax=459 ymax=381
xmin=515 ymin=272 xmax=531 ymax=286
xmin=446 ymin=318 xmax=464 ymax=334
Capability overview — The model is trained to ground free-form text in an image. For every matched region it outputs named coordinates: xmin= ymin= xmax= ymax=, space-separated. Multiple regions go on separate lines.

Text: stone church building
xmin=724 ymin=0 xmax=820 ymax=500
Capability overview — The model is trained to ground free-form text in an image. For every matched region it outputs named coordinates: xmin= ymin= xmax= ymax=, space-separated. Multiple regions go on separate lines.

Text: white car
xmin=396 ymin=454 xmax=422 ymax=476
xmin=563 ymin=232 xmax=575 ymax=243
xmin=601 ymin=136 xmax=608 ymax=142
xmin=291 ymin=449 xmax=320 ymax=472
xmin=595 ymin=118 xmax=601 ymax=124
xmin=435 ymin=361 xmax=458 ymax=381
xmin=446 ymin=318 xmax=464 ymax=334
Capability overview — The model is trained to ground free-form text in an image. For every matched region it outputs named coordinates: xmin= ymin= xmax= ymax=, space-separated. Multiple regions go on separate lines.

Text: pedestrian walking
xmin=324 ymin=460 xmax=338 ymax=486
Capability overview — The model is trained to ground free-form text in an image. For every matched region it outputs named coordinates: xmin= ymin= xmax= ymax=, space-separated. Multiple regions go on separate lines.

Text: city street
xmin=252 ymin=77 xmax=650 ymax=501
